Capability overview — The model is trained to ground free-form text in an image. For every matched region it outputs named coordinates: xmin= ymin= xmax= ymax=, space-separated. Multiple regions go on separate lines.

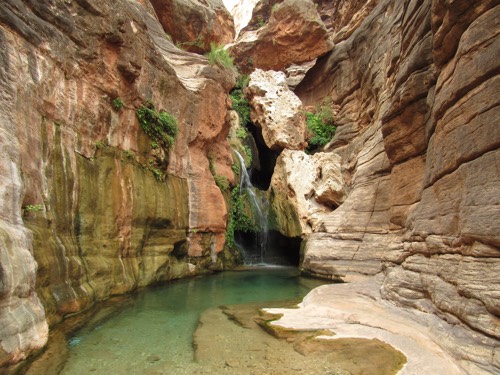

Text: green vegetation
xmin=236 ymin=127 xmax=248 ymax=139
xmin=243 ymin=145 xmax=252 ymax=167
xmin=232 ymin=162 xmax=240 ymax=175
xmin=112 ymin=97 xmax=124 ymax=111
xmin=24 ymin=204 xmax=44 ymax=212
xmin=230 ymin=75 xmax=251 ymax=128
xmin=305 ymin=100 xmax=336 ymax=153
xmin=95 ymin=140 xmax=106 ymax=149
xmin=214 ymin=175 xmax=230 ymax=191
xmin=150 ymin=167 xmax=163 ymax=182
xmin=136 ymin=102 xmax=178 ymax=152
xmin=209 ymin=156 xmax=230 ymax=191
xmin=226 ymin=186 xmax=258 ymax=248
xmin=176 ymin=35 xmax=205 ymax=50
xmin=207 ymin=43 xmax=234 ymax=69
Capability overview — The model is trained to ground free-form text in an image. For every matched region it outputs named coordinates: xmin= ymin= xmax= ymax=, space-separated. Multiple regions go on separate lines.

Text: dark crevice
xmin=247 ymin=125 xmax=280 ymax=191
xmin=235 ymin=230 xmax=301 ymax=266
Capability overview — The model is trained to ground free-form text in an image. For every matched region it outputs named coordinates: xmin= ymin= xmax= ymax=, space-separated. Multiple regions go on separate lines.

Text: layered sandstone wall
xmin=294 ymin=0 xmax=499 ymax=372
xmin=0 ymin=0 xmax=236 ymax=367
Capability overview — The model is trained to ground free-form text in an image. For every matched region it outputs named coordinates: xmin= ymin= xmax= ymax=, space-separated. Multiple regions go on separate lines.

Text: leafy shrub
xmin=208 ymin=156 xmax=230 ymax=191
xmin=207 ymin=43 xmax=234 ymax=69
xmin=136 ymin=102 xmax=178 ymax=151
xmin=214 ymin=175 xmax=229 ymax=191
xmin=236 ymin=74 xmax=250 ymax=89
xmin=232 ymin=163 xmax=240 ymax=175
xmin=226 ymin=186 xmax=258 ymax=248
xmin=176 ymin=35 xmax=205 ymax=50
xmin=95 ymin=140 xmax=106 ymax=149
xmin=24 ymin=204 xmax=43 ymax=212
xmin=305 ymin=101 xmax=336 ymax=153
xmin=230 ymin=75 xmax=251 ymax=128
xmin=236 ymin=127 xmax=248 ymax=139
xmin=112 ymin=98 xmax=124 ymax=111
xmin=243 ymin=145 xmax=252 ymax=167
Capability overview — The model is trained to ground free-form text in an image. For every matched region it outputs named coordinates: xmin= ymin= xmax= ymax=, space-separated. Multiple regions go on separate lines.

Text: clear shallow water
xmin=60 ymin=267 xmax=328 ymax=374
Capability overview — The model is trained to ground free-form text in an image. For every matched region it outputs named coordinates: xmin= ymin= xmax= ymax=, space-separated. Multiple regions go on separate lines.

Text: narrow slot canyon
xmin=0 ymin=0 xmax=498 ymax=374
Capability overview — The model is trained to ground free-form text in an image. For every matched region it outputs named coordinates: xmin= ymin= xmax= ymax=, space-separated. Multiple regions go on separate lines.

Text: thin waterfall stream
xmin=234 ymin=151 xmax=269 ymax=264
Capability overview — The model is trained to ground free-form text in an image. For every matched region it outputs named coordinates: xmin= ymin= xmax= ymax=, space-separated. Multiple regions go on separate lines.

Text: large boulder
xmin=150 ymin=0 xmax=235 ymax=53
xmin=270 ymin=150 xmax=346 ymax=237
xmin=229 ymin=0 xmax=332 ymax=72
xmin=246 ymin=69 xmax=306 ymax=150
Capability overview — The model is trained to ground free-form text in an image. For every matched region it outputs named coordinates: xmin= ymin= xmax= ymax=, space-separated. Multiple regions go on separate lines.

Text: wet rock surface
xmin=193 ymin=299 xmax=406 ymax=375
xmin=0 ymin=0 xmax=236 ymax=366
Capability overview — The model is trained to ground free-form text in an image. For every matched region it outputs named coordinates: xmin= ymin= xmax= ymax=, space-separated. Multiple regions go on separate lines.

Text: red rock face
xmin=150 ymin=0 xmax=235 ymax=53
xmin=295 ymin=0 xmax=499 ymax=372
xmin=0 ymin=0 xmax=236 ymax=367
xmin=230 ymin=0 xmax=333 ymax=73
xmin=313 ymin=0 xmax=379 ymax=42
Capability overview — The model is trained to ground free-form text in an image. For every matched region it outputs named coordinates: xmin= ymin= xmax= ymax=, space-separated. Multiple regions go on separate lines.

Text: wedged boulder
xmin=229 ymin=0 xmax=332 ymax=72
xmin=150 ymin=0 xmax=235 ymax=53
xmin=270 ymin=150 xmax=346 ymax=236
xmin=246 ymin=69 xmax=306 ymax=150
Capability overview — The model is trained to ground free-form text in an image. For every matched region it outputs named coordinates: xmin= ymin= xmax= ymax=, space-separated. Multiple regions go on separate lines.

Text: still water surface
xmin=60 ymin=267 xmax=328 ymax=374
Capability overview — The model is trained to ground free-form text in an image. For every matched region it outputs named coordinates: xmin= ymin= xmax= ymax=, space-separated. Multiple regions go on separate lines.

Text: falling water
xmin=234 ymin=151 xmax=268 ymax=264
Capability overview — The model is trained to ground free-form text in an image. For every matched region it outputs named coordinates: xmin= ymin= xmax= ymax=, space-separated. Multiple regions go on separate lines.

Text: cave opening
xmin=247 ymin=125 xmax=280 ymax=191
xmin=235 ymin=230 xmax=301 ymax=266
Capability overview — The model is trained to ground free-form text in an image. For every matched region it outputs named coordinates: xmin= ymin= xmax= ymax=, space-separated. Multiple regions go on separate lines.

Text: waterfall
xmin=234 ymin=151 xmax=269 ymax=264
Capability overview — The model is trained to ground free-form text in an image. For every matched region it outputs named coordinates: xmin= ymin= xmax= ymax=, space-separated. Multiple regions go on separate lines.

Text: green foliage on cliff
xmin=209 ymin=156 xmax=230 ymax=191
xmin=226 ymin=186 xmax=258 ymax=248
xmin=207 ymin=43 xmax=234 ymax=69
xmin=136 ymin=102 xmax=178 ymax=151
xmin=230 ymin=75 xmax=251 ymax=127
xmin=306 ymin=101 xmax=336 ymax=153
xmin=214 ymin=175 xmax=230 ymax=191
xmin=112 ymin=97 xmax=124 ymax=111
xmin=24 ymin=204 xmax=44 ymax=212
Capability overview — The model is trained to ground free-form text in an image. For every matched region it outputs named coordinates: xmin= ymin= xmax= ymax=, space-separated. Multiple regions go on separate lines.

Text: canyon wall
xmin=0 ymin=0 xmax=236 ymax=367
xmin=292 ymin=0 xmax=499 ymax=372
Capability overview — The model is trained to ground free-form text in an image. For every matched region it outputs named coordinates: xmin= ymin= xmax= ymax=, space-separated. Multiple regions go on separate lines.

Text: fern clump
xmin=306 ymin=100 xmax=336 ymax=153
xmin=207 ymin=43 xmax=234 ymax=69
xmin=136 ymin=102 xmax=178 ymax=151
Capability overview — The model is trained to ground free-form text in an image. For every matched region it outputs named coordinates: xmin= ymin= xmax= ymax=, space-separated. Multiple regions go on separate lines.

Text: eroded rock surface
xmin=0 ymin=0 xmax=236 ymax=367
xmin=150 ymin=0 xmax=235 ymax=53
xmin=270 ymin=150 xmax=346 ymax=237
xmin=289 ymin=0 xmax=499 ymax=372
xmin=229 ymin=0 xmax=332 ymax=72
xmin=246 ymin=70 xmax=306 ymax=150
